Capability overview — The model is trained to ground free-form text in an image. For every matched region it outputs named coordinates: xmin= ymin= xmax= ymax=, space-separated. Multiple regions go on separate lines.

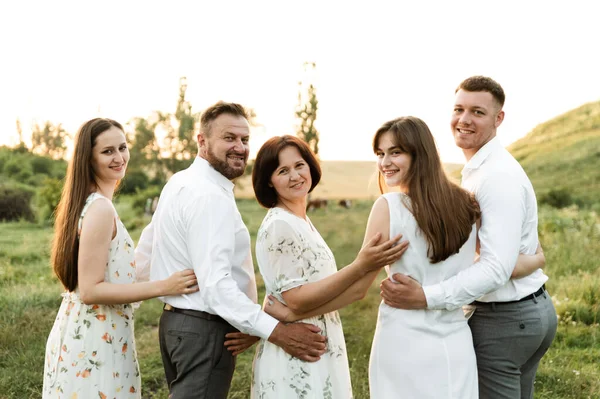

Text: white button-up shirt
xmin=135 ymin=157 xmax=278 ymax=339
xmin=424 ymin=137 xmax=548 ymax=310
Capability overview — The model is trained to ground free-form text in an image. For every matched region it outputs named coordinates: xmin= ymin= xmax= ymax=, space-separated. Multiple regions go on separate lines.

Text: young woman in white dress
xmin=240 ymin=135 xmax=408 ymax=399
xmin=43 ymin=118 xmax=198 ymax=399
xmin=367 ymin=116 xmax=544 ymax=399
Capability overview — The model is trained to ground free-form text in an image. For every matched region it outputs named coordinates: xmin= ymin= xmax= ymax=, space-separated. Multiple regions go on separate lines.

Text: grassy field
xmin=1 ymin=198 xmax=599 ymax=398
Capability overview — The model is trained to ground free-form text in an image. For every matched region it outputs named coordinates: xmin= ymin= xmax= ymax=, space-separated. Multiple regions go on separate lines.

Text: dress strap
xmin=77 ymin=193 xmax=115 ymax=238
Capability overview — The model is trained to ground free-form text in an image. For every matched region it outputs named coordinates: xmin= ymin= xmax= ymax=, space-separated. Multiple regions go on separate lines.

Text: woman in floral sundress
xmin=42 ymin=118 xmax=198 ymax=399
xmin=235 ymin=135 xmax=408 ymax=399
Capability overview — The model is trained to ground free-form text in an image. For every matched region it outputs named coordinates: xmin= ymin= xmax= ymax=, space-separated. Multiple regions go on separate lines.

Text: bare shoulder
xmin=364 ymin=196 xmax=391 ymax=243
xmin=80 ymin=197 xmax=115 ymax=232
xmin=369 ymin=195 xmax=390 ymax=220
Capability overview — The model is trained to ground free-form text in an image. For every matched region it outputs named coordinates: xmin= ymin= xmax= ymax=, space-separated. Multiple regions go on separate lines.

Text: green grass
xmin=0 ymin=201 xmax=599 ymax=398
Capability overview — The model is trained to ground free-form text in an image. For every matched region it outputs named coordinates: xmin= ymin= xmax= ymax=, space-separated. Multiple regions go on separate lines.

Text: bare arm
xmin=77 ymin=200 xmax=198 ymax=305
xmin=512 ymin=243 xmax=545 ymax=279
xmin=270 ymin=197 xmax=401 ymax=321
xmin=280 ymin=200 xmax=404 ymax=314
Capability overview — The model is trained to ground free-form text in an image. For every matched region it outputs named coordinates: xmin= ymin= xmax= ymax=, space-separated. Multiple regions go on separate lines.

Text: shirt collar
xmin=461 ymin=136 xmax=502 ymax=175
xmin=192 ymin=156 xmax=235 ymax=193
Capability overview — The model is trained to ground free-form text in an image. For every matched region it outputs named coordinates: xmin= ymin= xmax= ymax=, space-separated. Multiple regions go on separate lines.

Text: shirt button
xmin=520 ymin=323 xmax=525 ymax=329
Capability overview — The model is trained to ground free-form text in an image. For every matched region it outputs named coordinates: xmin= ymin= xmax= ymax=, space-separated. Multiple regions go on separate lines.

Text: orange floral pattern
xmin=43 ymin=193 xmax=141 ymax=398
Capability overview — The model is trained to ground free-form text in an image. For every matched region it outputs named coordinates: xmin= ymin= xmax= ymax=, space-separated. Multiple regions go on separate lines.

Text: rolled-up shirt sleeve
xmin=186 ymin=194 xmax=278 ymax=339
xmin=423 ymin=173 xmax=526 ymax=310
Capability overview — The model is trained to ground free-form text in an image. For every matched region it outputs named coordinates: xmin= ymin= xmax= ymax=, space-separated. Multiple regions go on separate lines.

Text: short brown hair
xmin=200 ymin=101 xmax=249 ymax=136
xmin=252 ymin=135 xmax=321 ymax=208
xmin=456 ymin=76 xmax=505 ymax=108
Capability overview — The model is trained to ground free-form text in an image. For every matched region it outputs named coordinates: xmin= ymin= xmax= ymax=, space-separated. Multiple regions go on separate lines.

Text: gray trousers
xmin=158 ymin=310 xmax=238 ymax=399
xmin=468 ymin=288 xmax=557 ymax=399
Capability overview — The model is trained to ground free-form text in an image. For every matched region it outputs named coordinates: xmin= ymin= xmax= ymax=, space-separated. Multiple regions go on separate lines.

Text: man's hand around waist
xmin=268 ymin=322 xmax=327 ymax=362
xmin=380 ymin=273 xmax=427 ymax=309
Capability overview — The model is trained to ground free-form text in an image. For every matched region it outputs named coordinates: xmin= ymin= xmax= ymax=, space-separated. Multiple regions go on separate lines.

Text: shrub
xmin=539 ymin=188 xmax=574 ymax=208
xmin=130 ymin=186 xmax=163 ymax=216
xmin=0 ymin=185 xmax=35 ymax=222
xmin=30 ymin=156 xmax=56 ymax=175
xmin=118 ymin=169 xmax=150 ymax=195
xmin=4 ymin=158 xmax=23 ymax=177
xmin=38 ymin=178 xmax=64 ymax=221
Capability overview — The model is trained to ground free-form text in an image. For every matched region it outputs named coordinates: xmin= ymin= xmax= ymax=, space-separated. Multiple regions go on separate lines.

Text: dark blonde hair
xmin=252 ymin=135 xmax=321 ymax=208
xmin=51 ymin=118 xmax=124 ymax=291
xmin=373 ymin=116 xmax=480 ymax=263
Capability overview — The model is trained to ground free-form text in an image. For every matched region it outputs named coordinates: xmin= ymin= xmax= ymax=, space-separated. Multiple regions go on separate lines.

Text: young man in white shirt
xmin=379 ymin=76 xmax=557 ymax=399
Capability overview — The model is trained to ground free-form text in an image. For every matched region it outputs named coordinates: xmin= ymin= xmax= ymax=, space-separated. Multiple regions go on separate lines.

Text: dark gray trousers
xmin=158 ymin=310 xmax=238 ymax=399
xmin=469 ymin=288 xmax=557 ymax=399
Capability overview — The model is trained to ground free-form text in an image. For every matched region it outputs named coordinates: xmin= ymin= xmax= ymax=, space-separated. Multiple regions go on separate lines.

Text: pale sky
xmin=1 ymin=0 xmax=598 ymax=163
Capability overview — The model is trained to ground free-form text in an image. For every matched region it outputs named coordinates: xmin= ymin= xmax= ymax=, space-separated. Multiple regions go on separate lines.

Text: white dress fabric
xmin=369 ymin=192 xmax=478 ymax=399
xmin=43 ymin=193 xmax=141 ymax=399
xmin=252 ymin=207 xmax=353 ymax=399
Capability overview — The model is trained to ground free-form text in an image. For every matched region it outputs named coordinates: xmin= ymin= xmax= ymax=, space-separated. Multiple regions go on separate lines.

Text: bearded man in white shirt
xmin=379 ymin=76 xmax=557 ymax=399
xmin=135 ymin=102 xmax=329 ymax=398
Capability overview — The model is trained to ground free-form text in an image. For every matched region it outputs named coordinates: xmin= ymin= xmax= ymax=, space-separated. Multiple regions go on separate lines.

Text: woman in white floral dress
xmin=42 ymin=118 xmax=198 ymax=399
xmin=244 ymin=135 xmax=408 ymax=399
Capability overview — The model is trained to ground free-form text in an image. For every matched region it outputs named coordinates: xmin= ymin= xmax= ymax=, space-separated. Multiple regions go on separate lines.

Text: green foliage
xmin=0 ymin=146 xmax=67 ymax=182
xmin=37 ymin=178 xmax=64 ymax=221
xmin=118 ymin=168 xmax=150 ymax=195
xmin=130 ymin=186 xmax=163 ymax=215
xmin=30 ymin=121 xmax=70 ymax=160
xmin=0 ymin=185 xmax=35 ymax=222
xmin=509 ymin=100 xmax=600 ymax=207
xmin=539 ymin=188 xmax=575 ymax=208
xmin=127 ymin=77 xmax=197 ymax=182
xmin=296 ymin=62 xmax=320 ymax=155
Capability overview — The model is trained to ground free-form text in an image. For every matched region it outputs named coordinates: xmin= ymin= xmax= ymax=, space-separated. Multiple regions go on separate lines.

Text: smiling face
xmin=451 ymin=89 xmax=505 ymax=160
xmin=270 ymin=145 xmax=312 ymax=204
xmin=91 ymin=126 xmax=129 ymax=183
xmin=375 ymin=131 xmax=412 ymax=192
xmin=199 ymin=113 xmax=250 ymax=180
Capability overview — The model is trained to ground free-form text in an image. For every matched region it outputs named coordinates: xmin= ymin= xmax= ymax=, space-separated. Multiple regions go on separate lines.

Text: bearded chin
xmin=205 ymin=147 xmax=246 ymax=180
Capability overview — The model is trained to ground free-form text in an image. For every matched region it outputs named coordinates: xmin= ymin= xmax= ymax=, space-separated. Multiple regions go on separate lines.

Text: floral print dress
xmin=252 ymin=207 xmax=353 ymax=399
xmin=43 ymin=193 xmax=141 ymax=399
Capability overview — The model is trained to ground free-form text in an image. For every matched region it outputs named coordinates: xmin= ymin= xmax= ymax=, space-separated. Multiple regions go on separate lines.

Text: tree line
xmin=13 ymin=63 xmax=320 ymax=187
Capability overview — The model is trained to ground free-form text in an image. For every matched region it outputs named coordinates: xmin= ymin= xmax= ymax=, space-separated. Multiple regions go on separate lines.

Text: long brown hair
xmin=373 ymin=116 xmax=480 ymax=263
xmin=51 ymin=118 xmax=124 ymax=291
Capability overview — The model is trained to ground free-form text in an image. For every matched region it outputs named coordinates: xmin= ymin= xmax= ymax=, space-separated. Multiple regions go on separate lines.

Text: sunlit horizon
xmin=1 ymin=0 xmax=599 ymax=164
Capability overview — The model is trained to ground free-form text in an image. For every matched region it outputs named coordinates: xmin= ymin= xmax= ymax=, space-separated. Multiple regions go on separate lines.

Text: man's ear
xmin=197 ymin=131 xmax=207 ymax=153
xmin=495 ymin=110 xmax=505 ymax=128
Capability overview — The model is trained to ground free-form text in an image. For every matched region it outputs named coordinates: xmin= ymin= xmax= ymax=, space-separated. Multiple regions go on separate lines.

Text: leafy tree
xmin=31 ymin=121 xmax=70 ymax=159
xmin=129 ymin=115 xmax=160 ymax=163
xmin=295 ymin=62 xmax=320 ymax=156
xmin=38 ymin=177 xmax=64 ymax=220
xmin=13 ymin=119 xmax=28 ymax=153
xmin=160 ymin=77 xmax=198 ymax=174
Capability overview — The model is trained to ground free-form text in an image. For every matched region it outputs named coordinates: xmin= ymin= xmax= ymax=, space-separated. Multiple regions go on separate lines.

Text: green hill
xmin=508 ymin=100 xmax=600 ymax=206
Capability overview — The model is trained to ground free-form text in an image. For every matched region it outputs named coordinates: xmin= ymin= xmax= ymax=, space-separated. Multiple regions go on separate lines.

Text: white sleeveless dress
xmin=252 ymin=207 xmax=353 ymax=399
xmin=369 ymin=192 xmax=478 ymax=399
xmin=43 ymin=193 xmax=141 ymax=399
